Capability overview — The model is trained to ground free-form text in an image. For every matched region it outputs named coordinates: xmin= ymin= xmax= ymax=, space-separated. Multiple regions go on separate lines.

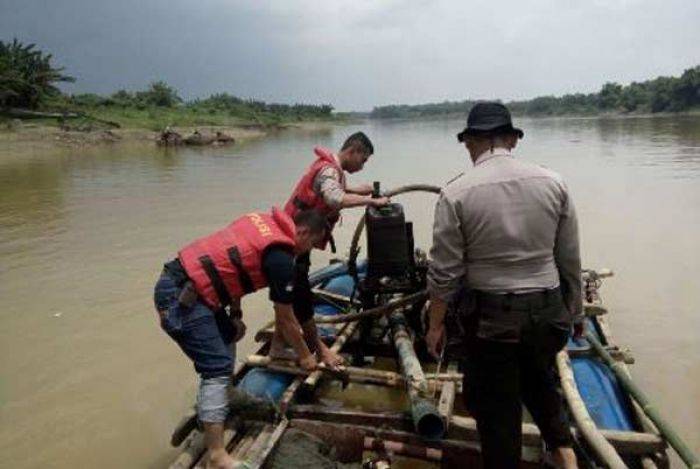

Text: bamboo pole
xmin=303 ymin=321 xmax=359 ymax=389
xmin=278 ymin=321 xmax=354 ymax=413
xmin=586 ymin=332 xmax=700 ymax=469
xmin=557 ymin=351 xmax=628 ymax=468
xmin=246 ymin=354 xmax=462 ymax=387
xmin=311 ymin=288 xmax=360 ymax=307
xmin=438 ymin=362 xmax=458 ymax=430
xmin=389 ymin=310 xmax=445 ymax=440
xmin=314 ymin=291 xmax=427 ymax=324
xmin=253 ymin=320 xmax=275 ymax=343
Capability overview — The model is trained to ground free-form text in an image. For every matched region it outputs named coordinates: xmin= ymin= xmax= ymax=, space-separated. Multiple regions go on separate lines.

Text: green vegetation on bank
xmin=47 ymin=85 xmax=334 ymax=130
xmin=370 ymin=65 xmax=700 ymax=119
xmin=1 ymin=39 xmax=334 ymax=130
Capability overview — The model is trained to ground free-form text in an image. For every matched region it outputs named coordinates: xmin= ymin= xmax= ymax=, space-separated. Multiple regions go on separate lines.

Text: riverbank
xmin=0 ymin=118 xmax=338 ymax=155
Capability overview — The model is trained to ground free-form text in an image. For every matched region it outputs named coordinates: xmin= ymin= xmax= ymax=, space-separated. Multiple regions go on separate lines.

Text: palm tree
xmin=0 ymin=38 xmax=75 ymax=109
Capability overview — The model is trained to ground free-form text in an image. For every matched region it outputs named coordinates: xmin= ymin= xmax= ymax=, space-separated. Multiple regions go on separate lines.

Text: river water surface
xmin=1 ymin=116 xmax=699 ymax=467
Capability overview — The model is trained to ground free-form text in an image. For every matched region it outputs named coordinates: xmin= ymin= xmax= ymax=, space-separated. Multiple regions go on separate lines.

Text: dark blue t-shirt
xmin=261 ymin=247 xmax=295 ymax=304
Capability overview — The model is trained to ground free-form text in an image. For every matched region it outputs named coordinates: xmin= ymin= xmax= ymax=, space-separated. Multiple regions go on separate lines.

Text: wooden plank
xmin=168 ymin=431 xmax=206 ymax=469
xmin=237 ymin=424 xmax=274 ymax=462
xmin=289 ymin=418 xmax=542 ymax=468
xmin=288 ymin=405 xmax=666 ymax=456
xmin=229 ymin=426 xmax=259 ymax=458
xmin=192 ymin=427 xmax=237 ymax=469
xmin=239 ymin=419 xmax=289 ymax=469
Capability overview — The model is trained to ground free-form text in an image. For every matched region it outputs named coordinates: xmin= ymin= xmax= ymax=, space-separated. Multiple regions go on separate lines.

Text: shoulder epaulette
xmin=445 ymin=172 xmax=465 ymax=185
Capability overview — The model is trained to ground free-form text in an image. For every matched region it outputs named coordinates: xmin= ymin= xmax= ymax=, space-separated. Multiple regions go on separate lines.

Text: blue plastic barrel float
xmin=567 ymin=319 xmax=635 ymax=431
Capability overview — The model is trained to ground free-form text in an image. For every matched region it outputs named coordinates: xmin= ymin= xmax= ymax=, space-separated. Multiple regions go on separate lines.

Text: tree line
xmin=370 ymin=65 xmax=700 ymax=118
xmin=0 ymin=39 xmax=333 ymax=120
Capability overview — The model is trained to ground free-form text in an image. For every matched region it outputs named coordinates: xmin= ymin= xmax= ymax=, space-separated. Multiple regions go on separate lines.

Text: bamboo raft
xmin=166 ymin=188 xmax=698 ymax=469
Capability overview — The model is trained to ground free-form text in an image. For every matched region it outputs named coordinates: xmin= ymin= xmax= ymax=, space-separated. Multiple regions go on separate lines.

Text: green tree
xmin=135 ymin=81 xmax=182 ymax=107
xmin=0 ymin=38 xmax=75 ymax=109
xmin=672 ymin=66 xmax=700 ymax=109
xmin=599 ymin=82 xmax=623 ymax=110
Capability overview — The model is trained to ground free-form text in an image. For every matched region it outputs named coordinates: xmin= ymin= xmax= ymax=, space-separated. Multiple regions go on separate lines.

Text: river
xmin=1 ymin=115 xmax=699 ymax=467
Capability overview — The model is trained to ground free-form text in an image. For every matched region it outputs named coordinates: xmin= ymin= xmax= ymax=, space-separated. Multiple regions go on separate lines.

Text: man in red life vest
xmin=278 ymin=132 xmax=390 ymax=359
xmin=153 ymin=208 xmax=329 ymax=469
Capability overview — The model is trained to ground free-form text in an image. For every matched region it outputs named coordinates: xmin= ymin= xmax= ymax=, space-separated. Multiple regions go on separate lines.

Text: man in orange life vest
xmin=279 ymin=132 xmax=390 ymax=359
xmin=153 ymin=208 xmax=328 ymax=469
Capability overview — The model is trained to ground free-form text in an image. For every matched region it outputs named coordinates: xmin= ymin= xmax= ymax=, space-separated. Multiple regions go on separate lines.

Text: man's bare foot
xmin=206 ymin=448 xmax=236 ymax=469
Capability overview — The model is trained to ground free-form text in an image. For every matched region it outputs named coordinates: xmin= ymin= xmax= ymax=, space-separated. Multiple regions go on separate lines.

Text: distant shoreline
xmin=0 ymin=119 xmax=339 ymax=154
xmin=364 ymin=109 xmax=700 ymax=122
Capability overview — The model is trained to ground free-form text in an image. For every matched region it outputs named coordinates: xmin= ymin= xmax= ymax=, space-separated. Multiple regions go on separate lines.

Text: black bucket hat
xmin=457 ymin=101 xmax=524 ymax=142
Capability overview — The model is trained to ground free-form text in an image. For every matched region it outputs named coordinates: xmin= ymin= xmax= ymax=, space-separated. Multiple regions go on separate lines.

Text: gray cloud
xmin=1 ymin=0 xmax=698 ymax=110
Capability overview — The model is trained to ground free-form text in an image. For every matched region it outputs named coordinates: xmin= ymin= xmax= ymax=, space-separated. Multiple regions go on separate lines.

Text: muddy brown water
xmin=1 ymin=116 xmax=699 ymax=468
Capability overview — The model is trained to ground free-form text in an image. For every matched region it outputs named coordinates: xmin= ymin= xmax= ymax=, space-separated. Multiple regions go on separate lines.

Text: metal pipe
xmin=586 ymin=331 xmax=700 ymax=469
xmin=389 ymin=310 xmax=445 ymax=440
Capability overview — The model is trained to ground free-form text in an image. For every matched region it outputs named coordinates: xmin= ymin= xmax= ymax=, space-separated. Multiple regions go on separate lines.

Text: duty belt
xmin=474 ymin=288 xmax=561 ymax=311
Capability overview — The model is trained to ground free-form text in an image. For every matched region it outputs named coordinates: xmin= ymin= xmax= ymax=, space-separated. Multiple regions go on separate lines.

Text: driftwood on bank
xmin=157 ymin=128 xmax=236 ymax=147
xmin=1 ymin=107 xmax=121 ymax=128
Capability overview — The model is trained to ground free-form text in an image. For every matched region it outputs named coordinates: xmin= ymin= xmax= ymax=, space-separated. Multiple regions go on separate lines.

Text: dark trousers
xmin=461 ymin=290 xmax=573 ymax=469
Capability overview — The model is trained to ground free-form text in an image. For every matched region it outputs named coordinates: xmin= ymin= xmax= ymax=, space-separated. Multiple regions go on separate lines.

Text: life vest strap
xmin=198 ymin=255 xmax=232 ymax=308
xmin=293 ymin=196 xmax=311 ymax=211
xmin=227 ymin=247 xmax=255 ymax=295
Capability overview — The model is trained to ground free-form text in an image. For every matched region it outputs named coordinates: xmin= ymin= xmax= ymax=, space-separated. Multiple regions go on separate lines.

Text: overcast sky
xmin=1 ymin=0 xmax=699 ymax=111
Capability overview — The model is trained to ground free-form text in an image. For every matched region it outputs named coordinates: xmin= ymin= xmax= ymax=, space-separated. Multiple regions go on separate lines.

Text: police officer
xmin=153 ymin=208 xmax=329 ymax=469
xmin=425 ymin=102 xmax=582 ymax=469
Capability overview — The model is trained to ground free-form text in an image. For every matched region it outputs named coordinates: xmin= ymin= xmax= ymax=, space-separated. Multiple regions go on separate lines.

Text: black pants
xmin=461 ymin=290 xmax=573 ymax=469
